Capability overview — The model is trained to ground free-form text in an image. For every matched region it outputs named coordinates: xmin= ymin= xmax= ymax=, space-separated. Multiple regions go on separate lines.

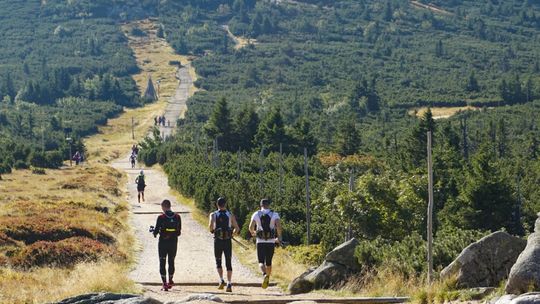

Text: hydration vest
xmin=160 ymin=212 xmax=180 ymax=239
xmin=214 ymin=210 xmax=232 ymax=240
xmin=256 ymin=210 xmax=276 ymax=240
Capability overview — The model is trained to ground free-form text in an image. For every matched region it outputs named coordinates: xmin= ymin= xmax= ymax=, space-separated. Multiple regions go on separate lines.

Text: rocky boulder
xmin=506 ymin=216 xmax=540 ymax=294
xmin=288 ymin=238 xmax=359 ymax=294
xmin=492 ymin=293 xmax=540 ymax=304
xmin=440 ymin=231 xmax=526 ymax=288
xmin=53 ymin=293 xmax=162 ymax=304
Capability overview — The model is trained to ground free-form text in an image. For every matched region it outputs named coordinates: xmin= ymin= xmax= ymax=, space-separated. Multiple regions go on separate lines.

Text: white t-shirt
xmin=251 ymin=209 xmax=280 ymax=244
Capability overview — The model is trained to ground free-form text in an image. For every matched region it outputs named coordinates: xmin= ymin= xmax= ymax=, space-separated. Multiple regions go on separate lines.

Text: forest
xmin=137 ymin=0 xmax=540 ymax=276
xmin=0 ymin=0 xmax=152 ymax=173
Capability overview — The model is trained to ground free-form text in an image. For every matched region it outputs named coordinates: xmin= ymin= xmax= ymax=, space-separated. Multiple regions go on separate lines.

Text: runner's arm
xmin=177 ymin=214 xmax=182 ymax=237
xmin=208 ymin=213 xmax=215 ymax=233
xmin=248 ymin=214 xmax=257 ymax=237
xmin=153 ymin=216 xmax=161 ymax=238
xmin=231 ymin=214 xmax=240 ymax=235
xmin=275 ymin=218 xmax=283 ymax=243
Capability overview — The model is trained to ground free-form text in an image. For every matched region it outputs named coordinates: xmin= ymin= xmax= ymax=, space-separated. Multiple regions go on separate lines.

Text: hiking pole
xmin=232 ymin=237 xmax=250 ymax=250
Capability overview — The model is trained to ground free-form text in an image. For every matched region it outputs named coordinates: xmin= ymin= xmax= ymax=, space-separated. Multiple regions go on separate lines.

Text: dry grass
xmin=0 ymin=165 xmax=137 ymax=304
xmin=0 ymin=261 xmax=140 ymax=304
xmin=86 ymin=19 xmax=197 ymax=163
xmin=410 ymin=106 xmax=479 ymax=120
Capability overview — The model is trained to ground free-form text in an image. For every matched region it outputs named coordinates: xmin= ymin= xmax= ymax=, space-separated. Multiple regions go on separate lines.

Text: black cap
xmin=260 ymin=198 xmax=271 ymax=206
xmin=217 ymin=197 xmax=226 ymax=207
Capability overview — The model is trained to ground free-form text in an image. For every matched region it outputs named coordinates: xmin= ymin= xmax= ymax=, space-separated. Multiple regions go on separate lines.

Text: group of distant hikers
xmin=151 ymin=197 xmax=282 ymax=293
xmin=154 ymin=115 xmax=170 ymax=127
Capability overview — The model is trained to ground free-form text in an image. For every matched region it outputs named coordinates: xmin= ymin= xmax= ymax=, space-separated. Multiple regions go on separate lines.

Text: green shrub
xmin=287 ymin=244 xmax=325 ymax=266
xmin=13 ymin=160 xmax=28 ymax=169
xmin=355 ymin=228 xmax=488 ymax=277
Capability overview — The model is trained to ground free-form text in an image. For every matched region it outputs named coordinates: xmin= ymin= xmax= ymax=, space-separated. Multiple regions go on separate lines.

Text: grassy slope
xmin=0 ymin=19 xmax=197 ymax=304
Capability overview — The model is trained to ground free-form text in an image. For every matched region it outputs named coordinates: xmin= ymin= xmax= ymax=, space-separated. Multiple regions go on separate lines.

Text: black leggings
xmin=214 ymin=239 xmax=232 ymax=271
xmin=257 ymin=242 xmax=275 ymax=267
xmin=158 ymin=239 xmax=178 ymax=281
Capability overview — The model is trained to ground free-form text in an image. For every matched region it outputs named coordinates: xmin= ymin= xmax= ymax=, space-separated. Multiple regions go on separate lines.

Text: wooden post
xmin=259 ymin=147 xmax=265 ymax=193
xmin=427 ymin=131 xmax=434 ymax=285
xmin=237 ymin=148 xmax=241 ymax=180
xmin=131 ymin=117 xmax=135 ymax=140
xmin=304 ymin=147 xmax=311 ymax=245
xmin=279 ymin=143 xmax=284 ymax=196
xmin=347 ymin=168 xmax=355 ymax=241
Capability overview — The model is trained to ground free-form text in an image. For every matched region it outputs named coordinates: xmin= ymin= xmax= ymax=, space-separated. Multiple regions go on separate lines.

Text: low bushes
xmin=12 ymin=237 xmax=120 ymax=268
xmin=355 ymin=228 xmax=488 ymax=278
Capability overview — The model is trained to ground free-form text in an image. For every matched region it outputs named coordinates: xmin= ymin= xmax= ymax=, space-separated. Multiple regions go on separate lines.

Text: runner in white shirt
xmin=249 ymin=198 xmax=282 ymax=289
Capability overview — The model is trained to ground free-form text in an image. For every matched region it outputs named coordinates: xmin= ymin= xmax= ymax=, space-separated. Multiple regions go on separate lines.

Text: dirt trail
xmin=158 ymin=65 xmax=191 ymax=139
xmin=410 ymin=1 xmax=453 ymax=16
xmin=221 ymin=25 xmax=254 ymax=50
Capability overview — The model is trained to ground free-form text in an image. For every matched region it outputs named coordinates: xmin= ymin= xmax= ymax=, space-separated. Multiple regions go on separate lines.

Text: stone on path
xmin=53 ymin=293 xmax=162 ymax=304
xmin=167 ymin=293 xmax=223 ymax=303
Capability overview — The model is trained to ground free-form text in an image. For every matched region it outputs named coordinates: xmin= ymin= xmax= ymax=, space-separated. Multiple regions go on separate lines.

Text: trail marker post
xmin=427 ymin=131 xmax=434 ymax=284
xmin=304 ymin=147 xmax=311 ymax=245
xmin=131 ymin=117 xmax=135 ymax=140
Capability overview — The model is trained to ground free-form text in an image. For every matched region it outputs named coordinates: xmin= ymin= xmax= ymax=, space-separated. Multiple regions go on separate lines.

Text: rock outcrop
xmin=506 ymin=215 xmax=540 ymax=294
xmin=53 ymin=293 xmax=162 ymax=304
xmin=288 ymin=238 xmax=360 ymax=294
xmin=440 ymin=231 xmax=526 ymax=288
xmin=492 ymin=292 xmax=540 ymax=304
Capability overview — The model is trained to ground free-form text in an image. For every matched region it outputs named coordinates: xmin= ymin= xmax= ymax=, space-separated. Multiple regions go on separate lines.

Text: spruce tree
xmin=205 ymin=97 xmax=234 ymax=151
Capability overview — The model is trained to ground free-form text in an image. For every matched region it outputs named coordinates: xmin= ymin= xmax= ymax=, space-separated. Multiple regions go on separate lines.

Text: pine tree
xmin=404 ymin=108 xmax=435 ymax=168
xmin=234 ymin=106 xmax=259 ymax=151
xmin=460 ymin=144 xmax=515 ymax=232
xmin=465 ymin=71 xmax=479 ymax=92
xmin=205 ymin=97 xmax=234 ymax=151
xmin=336 ymin=119 xmax=361 ymax=156
xmin=435 ymin=39 xmax=444 ymax=57
xmin=254 ymin=107 xmax=287 ymax=152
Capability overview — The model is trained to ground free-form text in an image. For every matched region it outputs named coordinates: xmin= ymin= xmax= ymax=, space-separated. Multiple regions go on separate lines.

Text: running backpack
xmin=257 ymin=211 xmax=275 ymax=240
xmin=214 ymin=211 xmax=232 ymax=240
xmin=161 ymin=213 xmax=180 ymax=238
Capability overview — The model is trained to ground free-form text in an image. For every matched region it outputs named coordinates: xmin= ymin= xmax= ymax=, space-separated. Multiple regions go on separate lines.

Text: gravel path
xmin=111 ymin=64 xmax=284 ymax=302
xmin=157 ymin=64 xmax=190 ymax=139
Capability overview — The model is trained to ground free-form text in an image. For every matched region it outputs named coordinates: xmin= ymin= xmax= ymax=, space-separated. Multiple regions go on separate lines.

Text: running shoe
xmin=226 ymin=283 xmax=232 ymax=292
xmin=167 ymin=280 xmax=174 ymax=290
xmin=218 ymin=280 xmax=226 ymax=290
xmin=161 ymin=283 xmax=169 ymax=291
xmin=262 ymin=274 xmax=270 ymax=289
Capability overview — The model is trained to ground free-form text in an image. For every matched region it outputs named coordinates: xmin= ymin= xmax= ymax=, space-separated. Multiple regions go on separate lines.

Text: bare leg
xmin=227 ymin=270 xmax=232 ymax=283
xmin=141 ymin=191 xmax=145 ymax=202
xmin=259 ymin=263 xmax=266 ymax=275
xmin=217 ymin=267 xmax=224 ymax=281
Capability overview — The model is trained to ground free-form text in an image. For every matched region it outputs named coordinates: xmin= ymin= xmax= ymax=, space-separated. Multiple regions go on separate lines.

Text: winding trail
xmin=112 ymin=65 xmax=285 ymax=303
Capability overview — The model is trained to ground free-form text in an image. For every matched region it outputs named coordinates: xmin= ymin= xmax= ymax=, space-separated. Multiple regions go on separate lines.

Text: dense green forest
xmin=137 ymin=0 xmax=540 ymax=275
xmin=0 ymin=0 xmax=156 ymax=173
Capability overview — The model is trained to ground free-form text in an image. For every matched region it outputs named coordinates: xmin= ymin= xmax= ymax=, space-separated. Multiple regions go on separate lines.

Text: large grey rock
xmin=440 ymin=231 xmax=526 ymax=288
xmin=53 ymin=293 xmax=162 ymax=304
xmin=168 ymin=293 xmax=223 ymax=303
xmin=288 ymin=239 xmax=360 ymax=294
xmin=511 ymin=292 xmax=540 ymax=304
xmin=288 ymin=267 xmax=316 ymax=295
xmin=491 ymin=294 xmax=517 ymax=304
xmin=324 ymin=238 xmax=360 ymax=271
xmin=506 ymin=216 xmax=540 ymax=294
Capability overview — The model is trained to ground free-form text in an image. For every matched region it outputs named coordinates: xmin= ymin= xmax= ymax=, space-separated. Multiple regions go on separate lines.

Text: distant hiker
xmin=130 ymin=153 xmax=136 ymax=168
xmin=154 ymin=116 xmax=158 ymax=126
xmin=158 ymin=116 xmax=163 ymax=126
xmin=162 ymin=115 xmax=166 ymax=126
xmin=208 ymin=197 xmax=240 ymax=292
xmin=249 ymin=198 xmax=282 ymax=289
xmin=135 ymin=170 xmax=146 ymax=203
xmin=153 ymin=199 xmax=182 ymax=291
xmin=132 ymin=144 xmax=139 ymax=156
xmin=80 ymin=152 xmax=85 ymax=164
xmin=72 ymin=151 xmax=81 ymax=165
